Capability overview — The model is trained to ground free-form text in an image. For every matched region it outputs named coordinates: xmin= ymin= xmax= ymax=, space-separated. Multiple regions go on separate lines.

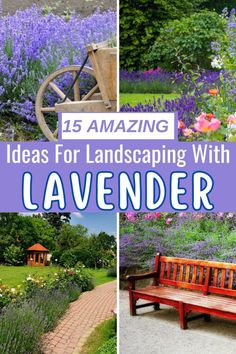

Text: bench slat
xmin=167 ymin=262 xmax=172 ymax=279
xmin=160 ymin=262 xmax=165 ymax=279
xmin=179 ymin=264 xmax=184 ymax=281
xmin=221 ymin=269 xmax=226 ymax=288
xmin=185 ymin=265 xmax=190 ymax=283
xmin=213 ymin=268 xmax=218 ymax=287
xmin=192 ymin=266 xmax=197 ymax=284
xmin=173 ymin=263 xmax=178 ymax=281
xmin=228 ymin=270 xmax=234 ymax=289
xmin=199 ymin=267 xmax=204 ymax=285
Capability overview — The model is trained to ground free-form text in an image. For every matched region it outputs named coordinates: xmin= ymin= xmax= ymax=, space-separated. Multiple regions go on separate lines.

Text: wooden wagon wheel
xmin=35 ymin=65 xmax=97 ymax=141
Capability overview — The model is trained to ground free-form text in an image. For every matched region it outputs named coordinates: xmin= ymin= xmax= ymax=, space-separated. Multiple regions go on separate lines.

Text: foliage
xmin=41 ymin=212 xmax=71 ymax=230
xmin=120 ymin=212 xmax=236 ymax=271
xmin=81 ymin=318 xmax=116 ymax=354
xmin=177 ymin=10 xmax=236 ymax=141
xmin=24 ymin=266 xmax=94 ymax=297
xmin=0 ymin=288 xmax=69 ymax=354
xmin=0 ymin=7 xmax=116 ymax=139
xmin=147 ymin=11 xmax=226 ymax=71
xmin=3 ymin=245 xmax=24 ymax=266
xmin=0 ymin=282 xmax=23 ymax=309
xmin=120 ymin=0 xmax=206 ymax=71
xmin=120 ymin=69 xmax=179 ymax=94
xmin=96 ymin=337 xmax=117 ymax=354
xmin=0 ymin=213 xmax=56 ymax=263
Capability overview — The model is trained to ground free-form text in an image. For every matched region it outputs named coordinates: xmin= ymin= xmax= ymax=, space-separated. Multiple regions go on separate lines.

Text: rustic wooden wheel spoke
xmin=82 ymin=84 xmax=99 ymax=101
xmin=73 ymin=71 xmax=80 ymax=101
xmin=41 ymin=107 xmax=56 ymax=112
xmin=35 ymin=65 xmax=96 ymax=141
xmin=49 ymin=81 xmax=71 ymax=102
xmin=53 ymin=128 xmax=58 ymax=138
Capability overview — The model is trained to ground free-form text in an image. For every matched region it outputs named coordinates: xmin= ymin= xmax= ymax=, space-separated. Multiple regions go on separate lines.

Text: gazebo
xmin=26 ymin=243 xmax=49 ymax=266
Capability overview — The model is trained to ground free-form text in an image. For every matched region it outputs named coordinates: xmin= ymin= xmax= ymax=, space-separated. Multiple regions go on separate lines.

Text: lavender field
xmin=0 ymin=5 xmax=116 ymax=140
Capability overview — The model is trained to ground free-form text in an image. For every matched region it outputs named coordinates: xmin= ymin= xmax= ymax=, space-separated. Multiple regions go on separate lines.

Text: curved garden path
xmin=43 ymin=280 xmax=116 ymax=354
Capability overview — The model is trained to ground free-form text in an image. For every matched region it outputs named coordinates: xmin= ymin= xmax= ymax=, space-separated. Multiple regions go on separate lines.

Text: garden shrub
xmin=147 ymin=11 xmax=226 ymax=71
xmin=107 ymin=267 xmax=117 ymax=277
xmin=120 ymin=212 xmax=236 ymax=272
xmin=96 ymin=336 xmax=117 ymax=354
xmin=120 ymin=0 xmax=206 ymax=71
xmin=3 ymin=244 xmax=24 ymax=266
xmin=59 ymin=250 xmax=78 ymax=268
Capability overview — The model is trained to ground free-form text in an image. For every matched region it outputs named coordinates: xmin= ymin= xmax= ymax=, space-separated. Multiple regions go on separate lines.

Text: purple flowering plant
xmin=0 ymin=6 xmax=116 ymax=139
xmin=120 ymin=212 xmax=236 ymax=272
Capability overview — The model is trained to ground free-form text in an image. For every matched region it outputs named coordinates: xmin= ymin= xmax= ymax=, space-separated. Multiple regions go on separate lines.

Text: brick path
xmin=43 ymin=280 xmax=116 ymax=354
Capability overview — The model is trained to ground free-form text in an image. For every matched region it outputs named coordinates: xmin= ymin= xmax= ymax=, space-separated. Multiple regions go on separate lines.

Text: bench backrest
xmin=155 ymin=254 xmax=236 ymax=297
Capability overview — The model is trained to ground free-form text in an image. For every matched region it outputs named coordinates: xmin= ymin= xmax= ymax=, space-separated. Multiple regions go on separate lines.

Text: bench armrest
xmin=126 ymin=272 xmax=158 ymax=281
xmin=126 ymin=272 xmax=158 ymax=290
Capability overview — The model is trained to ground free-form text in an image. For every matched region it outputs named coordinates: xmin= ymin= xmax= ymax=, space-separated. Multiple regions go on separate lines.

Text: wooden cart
xmin=35 ymin=41 xmax=117 ymax=141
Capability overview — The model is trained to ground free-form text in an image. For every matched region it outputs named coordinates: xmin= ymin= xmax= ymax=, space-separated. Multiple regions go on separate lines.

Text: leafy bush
xmin=24 ymin=267 xmax=94 ymax=298
xmin=120 ymin=212 xmax=236 ymax=271
xmin=3 ymin=245 xmax=24 ymax=266
xmin=147 ymin=11 xmax=226 ymax=70
xmin=60 ymin=250 xmax=78 ymax=268
xmin=120 ymin=0 xmax=206 ymax=70
xmin=0 ymin=283 xmax=23 ymax=309
xmin=107 ymin=267 xmax=117 ymax=277
xmin=96 ymin=337 xmax=117 ymax=354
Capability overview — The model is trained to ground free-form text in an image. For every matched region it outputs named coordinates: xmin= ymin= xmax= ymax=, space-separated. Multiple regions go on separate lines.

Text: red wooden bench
xmin=127 ymin=253 xmax=236 ymax=329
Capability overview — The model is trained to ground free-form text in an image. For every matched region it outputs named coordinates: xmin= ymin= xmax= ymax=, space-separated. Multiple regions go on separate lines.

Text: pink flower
xmin=165 ymin=218 xmax=172 ymax=225
xmin=125 ymin=212 xmax=136 ymax=222
xmin=178 ymin=120 xmax=185 ymax=129
xmin=178 ymin=212 xmax=187 ymax=218
xmin=194 ymin=113 xmax=221 ymax=133
xmin=227 ymin=115 xmax=236 ymax=125
xmin=183 ymin=128 xmax=193 ymax=137
xmin=154 ymin=212 xmax=161 ymax=219
xmin=145 ymin=213 xmax=153 ymax=220
xmin=156 ymin=67 xmax=161 ymax=72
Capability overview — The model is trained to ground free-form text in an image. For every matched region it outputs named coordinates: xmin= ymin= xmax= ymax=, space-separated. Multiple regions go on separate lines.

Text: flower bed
xmin=121 ymin=9 xmax=236 ymax=142
xmin=120 ymin=212 xmax=236 ymax=273
xmin=0 ymin=6 xmax=116 ymax=138
xmin=0 ymin=266 xmax=94 ymax=353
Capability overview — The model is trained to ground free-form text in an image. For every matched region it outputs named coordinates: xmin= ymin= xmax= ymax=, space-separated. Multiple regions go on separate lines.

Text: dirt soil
xmin=1 ymin=0 xmax=116 ymax=16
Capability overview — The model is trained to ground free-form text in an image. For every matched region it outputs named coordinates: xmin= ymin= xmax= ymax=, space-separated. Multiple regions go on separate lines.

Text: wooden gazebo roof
xmin=27 ymin=243 xmax=49 ymax=252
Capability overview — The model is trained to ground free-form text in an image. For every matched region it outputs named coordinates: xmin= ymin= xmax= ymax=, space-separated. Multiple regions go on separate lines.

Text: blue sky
xmin=70 ymin=213 xmax=117 ymax=236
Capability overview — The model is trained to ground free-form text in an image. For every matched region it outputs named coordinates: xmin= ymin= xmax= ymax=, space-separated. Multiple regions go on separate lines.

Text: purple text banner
xmin=0 ymin=141 xmax=234 ymax=212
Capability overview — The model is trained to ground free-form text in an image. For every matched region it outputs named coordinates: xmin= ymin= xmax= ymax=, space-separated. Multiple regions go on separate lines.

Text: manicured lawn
xmin=0 ymin=265 xmax=59 ymax=287
xmin=81 ymin=318 xmax=116 ymax=354
xmin=90 ymin=268 xmax=116 ymax=286
xmin=0 ymin=266 xmax=115 ymax=287
xmin=120 ymin=93 xmax=180 ymax=106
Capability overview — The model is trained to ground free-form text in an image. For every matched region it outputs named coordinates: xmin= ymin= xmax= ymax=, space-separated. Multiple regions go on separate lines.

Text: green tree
xmin=41 ymin=213 xmax=71 ymax=230
xmin=147 ymin=10 xmax=226 ymax=70
xmin=120 ymin=0 xmax=207 ymax=70
xmin=3 ymin=245 xmax=24 ymax=266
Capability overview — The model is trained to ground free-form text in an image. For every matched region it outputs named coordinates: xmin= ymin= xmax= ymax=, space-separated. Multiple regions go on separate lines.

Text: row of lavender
xmin=0 ymin=6 xmax=116 ymax=138
xmin=121 ymin=9 xmax=236 ymax=142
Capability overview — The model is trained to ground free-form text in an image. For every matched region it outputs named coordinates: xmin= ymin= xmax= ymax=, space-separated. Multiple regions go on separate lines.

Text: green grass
xmin=120 ymin=93 xmax=180 ymax=107
xmin=89 ymin=268 xmax=116 ymax=286
xmin=80 ymin=318 xmax=116 ymax=354
xmin=0 ymin=266 xmax=115 ymax=288
xmin=0 ymin=266 xmax=59 ymax=287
